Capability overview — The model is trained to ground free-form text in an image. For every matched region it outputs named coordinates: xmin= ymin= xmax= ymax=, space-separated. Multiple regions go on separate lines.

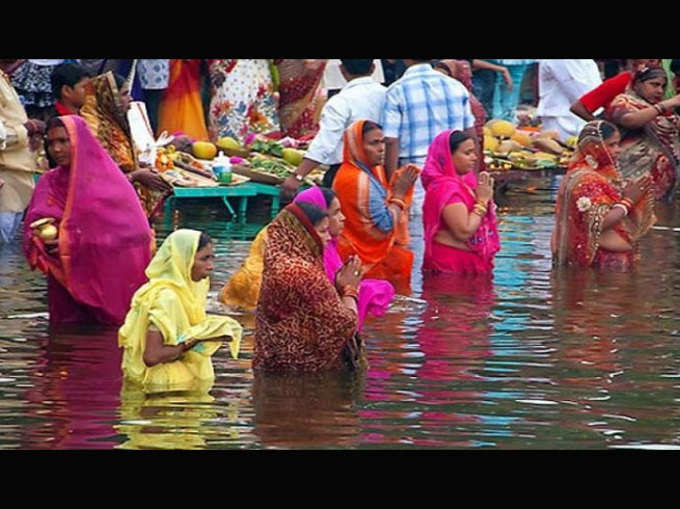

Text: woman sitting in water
xmin=23 ymin=115 xmax=153 ymax=326
xmin=332 ymin=120 xmax=419 ymax=293
xmin=118 ymin=229 xmax=242 ymax=391
xmin=421 ymin=130 xmax=500 ymax=275
xmin=605 ymin=65 xmax=680 ymax=202
xmin=220 ymin=186 xmax=394 ymax=331
xmin=552 ymin=120 xmax=656 ymax=270
xmin=255 ymin=202 xmax=365 ymax=372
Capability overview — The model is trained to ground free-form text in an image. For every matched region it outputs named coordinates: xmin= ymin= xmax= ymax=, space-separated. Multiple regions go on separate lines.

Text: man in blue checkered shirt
xmin=381 ymin=59 xmax=477 ymax=291
xmin=381 ymin=59 xmax=477 ymax=217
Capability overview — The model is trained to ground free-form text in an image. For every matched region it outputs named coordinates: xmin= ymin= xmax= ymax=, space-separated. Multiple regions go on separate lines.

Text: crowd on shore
xmin=1 ymin=58 xmax=680 ymax=393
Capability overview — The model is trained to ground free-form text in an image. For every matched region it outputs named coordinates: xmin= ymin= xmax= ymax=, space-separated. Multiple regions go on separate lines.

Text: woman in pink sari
xmin=298 ymin=186 xmax=395 ymax=330
xmin=422 ymin=130 xmax=500 ymax=274
xmin=23 ymin=115 xmax=153 ymax=326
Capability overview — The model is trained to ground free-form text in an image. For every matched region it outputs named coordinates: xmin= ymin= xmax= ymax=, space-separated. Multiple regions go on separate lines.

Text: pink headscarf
xmin=23 ymin=115 xmax=153 ymax=325
xmin=421 ymin=130 xmax=500 ymax=265
xmin=293 ymin=186 xmax=394 ymax=331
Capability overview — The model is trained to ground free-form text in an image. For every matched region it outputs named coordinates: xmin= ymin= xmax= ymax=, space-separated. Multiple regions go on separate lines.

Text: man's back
xmin=382 ymin=63 xmax=474 ymax=160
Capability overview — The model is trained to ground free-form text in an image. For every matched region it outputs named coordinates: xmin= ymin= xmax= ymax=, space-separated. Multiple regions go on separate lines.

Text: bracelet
xmin=612 ymin=203 xmax=629 ymax=215
xmin=388 ymin=197 xmax=407 ymax=210
xmin=654 ymin=103 xmax=666 ymax=115
xmin=472 ymin=204 xmax=487 ymax=217
xmin=620 ymin=197 xmax=634 ymax=210
xmin=475 ymin=198 xmax=489 ymax=207
xmin=341 ymin=284 xmax=358 ymax=299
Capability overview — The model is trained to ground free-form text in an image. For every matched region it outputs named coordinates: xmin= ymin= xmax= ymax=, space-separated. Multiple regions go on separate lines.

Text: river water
xmin=2 ymin=176 xmax=680 ymax=450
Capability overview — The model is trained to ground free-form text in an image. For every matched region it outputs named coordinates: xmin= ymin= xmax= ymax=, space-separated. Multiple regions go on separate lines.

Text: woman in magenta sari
xmin=422 ymin=130 xmax=500 ymax=274
xmin=23 ymin=115 xmax=153 ymax=326
xmin=299 ymin=186 xmax=395 ymax=331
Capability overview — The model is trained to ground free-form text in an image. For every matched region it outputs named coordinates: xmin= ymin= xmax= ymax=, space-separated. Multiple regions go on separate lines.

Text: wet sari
xmin=606 ymin=90 xmax=680 ymax=202
xmin=80 ymin=72 xmax=167 ymax=218
xmin=157 ymin=60 xmax=209 ymax=141
xmin=332 ymin=120 xmax=415 ymax=293
xmin=119 ymin=229 xmax=242 ymax=392
xmin=275 ymin=59 xmax=327 ymax=138
xmin=22 ymin=115 xmax=153 ymax=326
xmin=552 ymin=120 xmax=656 ymax=270
xmin=220 ymin=186 xmax=394 ymax=330
xmin=254 ymin=204 xmax=357 ymax=372
xmin=421 ymin=130 xmax=500 ymax=274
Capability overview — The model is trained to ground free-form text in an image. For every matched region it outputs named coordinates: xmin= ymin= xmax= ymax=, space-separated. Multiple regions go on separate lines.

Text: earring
xmin=585 ymin=155 xmax=597 ymax=168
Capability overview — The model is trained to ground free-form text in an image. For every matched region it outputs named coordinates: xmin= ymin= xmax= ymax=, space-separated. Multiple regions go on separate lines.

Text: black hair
xmin=318 ymin=187 xmax=337 ymax=208
xmin=50 ymin=63 xmax=90 ymax=100
xmin=599 ymin=121 xmax=617 ymax=140
xmin=634 ymin=66 xmax=667 ymax=84
xmin=361 ymin=120 xmax=382 ymax=135
xmin=340 ymin=59 xmax=373 ymax=76
xmin=671 ymin=59 xmax=680 ymax=75
xmin=295 ymin=202 xmax=328 ymax=226
xmin=449 ymin=130 xmax=472 ymax=153
xmin=197 ymin=232 xmax=213 ymax=251
xmin=44 ymin=117 xmax=67 ymax=168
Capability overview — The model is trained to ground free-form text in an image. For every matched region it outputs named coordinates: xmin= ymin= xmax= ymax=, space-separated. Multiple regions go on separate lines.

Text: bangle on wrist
xmin=654 ymin=103 xmax=666 ymax=115
xmin=612 ymin=203 xmax=629 ymax=215
xmin=620 ymin=197 xmax=634 ymax=210
xmin=294 ymin=174 xmax=304 ymax=182
xmin=388 ymin=197 xmax=407 ymax=210
xmin=341 ymin=284 xmax=358 ymax=299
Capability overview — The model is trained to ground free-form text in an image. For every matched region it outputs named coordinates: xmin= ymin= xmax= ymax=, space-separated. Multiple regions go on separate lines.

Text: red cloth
xmin=580 ymin=71 xmax=632 ymax=113
xmin=54 ymin=101 xmax=75 ymax=116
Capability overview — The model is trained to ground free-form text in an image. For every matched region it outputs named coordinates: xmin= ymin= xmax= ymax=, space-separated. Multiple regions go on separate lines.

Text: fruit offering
xmin=29 ymin=217 xmax=58 ymax=241
xmin=192 ymin=141 xmax=218 ymax=160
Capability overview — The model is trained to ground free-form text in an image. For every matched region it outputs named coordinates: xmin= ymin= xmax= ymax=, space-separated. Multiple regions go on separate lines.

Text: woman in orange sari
xmin=157 ymin=60 xmax=209 ymax=141
xmin=332 ymin=120 xmax=419 ymax=293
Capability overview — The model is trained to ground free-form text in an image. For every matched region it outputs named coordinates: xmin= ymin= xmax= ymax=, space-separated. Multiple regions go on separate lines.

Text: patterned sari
xmin=552 ymin=120 xmax=656 ymax=270
xmin=22 ymin=115 xmax=153 ymax=325
xmin=606 ymin=90 xmax=680 ymax=202
xmin=275 ymin=59 xmax=327 ymax=138
xmin=157 ymin=59 xmax=209 ymax=141
xmin=80 ymin=72 xmax=167 ymax=218
xmin=332 ymin=120 xmax=415 ymax=293
xmin=254 ymin=204 xmax=358 ymax=372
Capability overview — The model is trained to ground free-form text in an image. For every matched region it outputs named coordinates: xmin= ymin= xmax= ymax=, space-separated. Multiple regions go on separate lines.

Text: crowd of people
xmin=1 ymin=58 xmax=680 ymax=393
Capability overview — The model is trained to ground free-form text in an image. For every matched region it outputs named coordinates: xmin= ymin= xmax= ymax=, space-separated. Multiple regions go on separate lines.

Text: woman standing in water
xmin=421 ymin=130 xmax=500 ymax=275
xmin=23 ymin=115 xmax=153 ymax=326
xmin=552 ymin=120 xmax=656 ymax=270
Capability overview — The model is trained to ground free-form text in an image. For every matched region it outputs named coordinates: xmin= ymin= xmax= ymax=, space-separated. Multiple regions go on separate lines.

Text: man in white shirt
xmin=323 ymin=59 xmax=385 ymax=98
xmin=536 ymin=59 xmax=602 ymax=140
xmin=281 ymin=59 xmax=386 ymax=200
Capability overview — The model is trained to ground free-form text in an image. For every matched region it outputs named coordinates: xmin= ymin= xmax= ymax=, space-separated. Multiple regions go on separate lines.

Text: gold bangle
xmin=621 ymin=197 xmax=634 ymax=210
xmin=389 ymin=198 xmax=407 ymax=210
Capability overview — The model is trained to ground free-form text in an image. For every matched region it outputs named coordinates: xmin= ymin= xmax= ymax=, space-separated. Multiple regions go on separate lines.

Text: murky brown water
xmin=3 ymin=180 xmax=680 ymax=450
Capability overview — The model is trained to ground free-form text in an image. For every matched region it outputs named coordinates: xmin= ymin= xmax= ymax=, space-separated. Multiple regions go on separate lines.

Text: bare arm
xmin=441 ymin=202 xmax=485 ymax=242
xmin=616 ymin=96 xmax=680 ymax=129
xmin=384 ymin=137 xmax=400 ymax=181
xmin=570 ymin=100 xmax=597 ymax=122
xmin=471 ymin=60 xmax=513 ymax=90
xmin=143 ymin=330 xmax=187 ymax=367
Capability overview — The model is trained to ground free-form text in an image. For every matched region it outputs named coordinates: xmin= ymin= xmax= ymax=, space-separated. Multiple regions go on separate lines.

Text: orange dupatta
xmin=332 ymin=120 xmax=415 ymax=289
xmin=157 ymin=60 xmax=209 ymax=141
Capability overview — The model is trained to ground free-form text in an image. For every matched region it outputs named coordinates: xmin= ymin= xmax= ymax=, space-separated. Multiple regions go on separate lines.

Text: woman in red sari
xmin=551 ymin=120 xmax=656 ymax=270
xmin=23 ymin=115 xmax=153 ymax=325
xmin=332 ymin=120 xmax=419 ymax=294
xmin=275 ymin=59 xmax=327 ymax=138
xmin=605 ymin=66 xmax=680 ymax=202
xmin=254 ymin=202 xmax=364 ymax=372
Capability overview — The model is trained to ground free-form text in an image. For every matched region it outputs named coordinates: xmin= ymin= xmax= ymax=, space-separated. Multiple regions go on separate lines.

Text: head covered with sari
xmin=553 ymin=120 xmax=656 ymax=267
xmin=294 ymin=186 xmax=395 ymax=331
xmin=421 ymin=129 xmax=500 ymax=265
xmin=254 ymin=203 xmax=357 ymax=372
xmin=23 ymin=115 xmax=153 ymax=325
xmin=79 ymin=71 xmax=137 ymax=172
xmin=333 ymin=120 xmax=413 ymax=268
xmin=119 ymin=229 xmax=242 ymax=390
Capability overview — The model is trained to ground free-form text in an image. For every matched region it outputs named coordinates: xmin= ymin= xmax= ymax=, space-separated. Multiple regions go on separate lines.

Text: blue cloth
xmin=381 ymin=64 xmax=475 ymax=161
xmin=357 ymin=162 xmax=394 ymax=234
xmin=492 ymin=63 xmax=530 ymax=122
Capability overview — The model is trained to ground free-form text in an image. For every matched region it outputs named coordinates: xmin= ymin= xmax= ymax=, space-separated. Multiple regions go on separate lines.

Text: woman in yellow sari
xmin=118 ymin=229 xmax=242 ymax=392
